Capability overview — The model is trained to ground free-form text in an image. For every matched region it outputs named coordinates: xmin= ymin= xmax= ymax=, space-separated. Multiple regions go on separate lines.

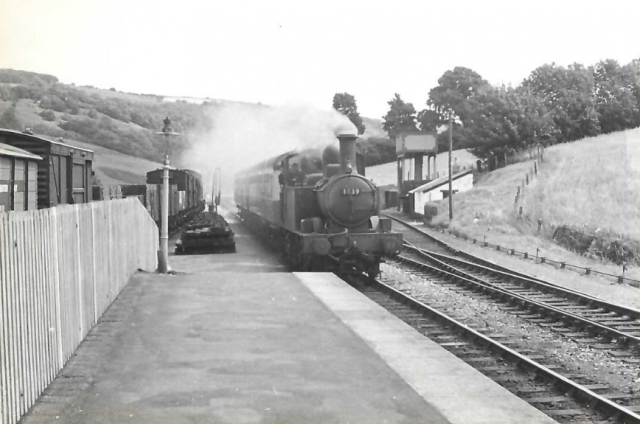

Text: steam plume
xmin=179 ymin=103 xmax=357 ymax=196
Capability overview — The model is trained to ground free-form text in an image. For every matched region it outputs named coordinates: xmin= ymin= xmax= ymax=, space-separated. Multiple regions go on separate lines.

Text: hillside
xmin=425 ymin=127 xmax=640 ymax=276
xmin=0 ymin=69 xmax=397 ymax=168
xmin=27 ymin=132 xmax=163 ymax=187
xmin=67 ymin=139 xmax=163 ymax=186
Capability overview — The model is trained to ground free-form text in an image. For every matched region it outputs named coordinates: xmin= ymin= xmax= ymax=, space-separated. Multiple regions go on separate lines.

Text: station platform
xmin=20 ymin=205 xmax=557 ymax=424
xmin=21 ymin=271 xmax=556 ymax=424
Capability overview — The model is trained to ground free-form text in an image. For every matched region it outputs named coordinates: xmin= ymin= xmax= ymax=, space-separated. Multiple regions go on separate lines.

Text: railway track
xmin=348 ymin=275 xmax=640 ymax=424
xmin=385 ymin=215 xmax=640 ymax=356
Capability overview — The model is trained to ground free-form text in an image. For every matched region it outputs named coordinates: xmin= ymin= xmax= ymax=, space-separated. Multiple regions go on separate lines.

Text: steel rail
xmin=422 ymin=246 xmax=640 ymax=319
xmin=396 ymin=250 xmax=640 ymax=349
xmin=383 ymin=214 xmax=640 ymax=321
xmin=364 ymin=276 xmax=640 ymax=424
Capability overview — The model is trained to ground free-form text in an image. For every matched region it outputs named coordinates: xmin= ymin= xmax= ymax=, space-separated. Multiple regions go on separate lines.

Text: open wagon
xmin=175 ymin=211 xmax=236 ymax=254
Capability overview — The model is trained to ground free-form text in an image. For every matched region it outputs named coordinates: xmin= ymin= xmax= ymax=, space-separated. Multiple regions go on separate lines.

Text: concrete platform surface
xmin=21 ymin=272 xmax=451 ymax=424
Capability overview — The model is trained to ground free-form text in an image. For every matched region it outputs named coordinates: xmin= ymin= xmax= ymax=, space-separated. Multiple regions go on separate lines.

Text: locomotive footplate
xmin=175 ymin=211 xmax=236 ymax=254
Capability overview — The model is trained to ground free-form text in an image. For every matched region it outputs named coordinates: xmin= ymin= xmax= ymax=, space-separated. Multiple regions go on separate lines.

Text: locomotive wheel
xmin=366 ymin=261 xmax=381 ymax=280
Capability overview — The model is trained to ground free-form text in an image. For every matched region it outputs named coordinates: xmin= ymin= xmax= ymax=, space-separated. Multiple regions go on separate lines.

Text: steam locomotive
xmin=234 ymin=133 xmax=402 ymax=277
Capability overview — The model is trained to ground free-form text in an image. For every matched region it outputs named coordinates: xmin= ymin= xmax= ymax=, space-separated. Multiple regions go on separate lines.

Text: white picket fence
xmin=0 ymin=198 xmax=158 ymax=424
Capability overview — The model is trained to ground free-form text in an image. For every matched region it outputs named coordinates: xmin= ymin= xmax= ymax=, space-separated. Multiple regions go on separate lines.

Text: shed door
xmin=27 ymin=161 xmax=37 ymax=210
xmin=50 ymin=155 xmax=67 ymax=206
xmin=0 ymin=156 xmax=10 ymax=212
xmin=13 ymin=159 xmax=25 ymax=211
xmin=72 ymin=163 xmax=86 ymax=204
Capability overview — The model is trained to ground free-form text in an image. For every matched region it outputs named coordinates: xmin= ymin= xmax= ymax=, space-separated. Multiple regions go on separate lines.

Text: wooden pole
xmin=448 ymin=114 xmax=453 ymax=220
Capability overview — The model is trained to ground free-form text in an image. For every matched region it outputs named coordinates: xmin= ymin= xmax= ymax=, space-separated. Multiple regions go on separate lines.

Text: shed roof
xmin=0 ymin=128 xmax=94 ymax=154
xmin=0 ymin=142 xmax=43 ymax=160
xmin=408 ymin=169 xmax=473 ymax=194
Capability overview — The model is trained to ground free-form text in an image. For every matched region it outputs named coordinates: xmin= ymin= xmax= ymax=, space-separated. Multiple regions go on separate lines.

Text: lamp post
xmin=155 ymin=117 xmax=180 ymax=273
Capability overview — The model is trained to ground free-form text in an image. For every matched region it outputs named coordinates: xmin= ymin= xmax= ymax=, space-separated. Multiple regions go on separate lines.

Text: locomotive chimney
xmin=337 ymin=133 xmax=358 ymax=174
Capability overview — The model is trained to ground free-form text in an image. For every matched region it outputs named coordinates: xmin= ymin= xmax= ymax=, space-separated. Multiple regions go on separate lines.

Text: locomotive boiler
xmin=234 ymin=133 xmax=402 ymax=277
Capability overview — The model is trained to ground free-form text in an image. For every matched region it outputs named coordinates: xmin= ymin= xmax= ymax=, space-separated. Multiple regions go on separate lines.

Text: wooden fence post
xmin=75 ymin=205 xmax=83 ymax=339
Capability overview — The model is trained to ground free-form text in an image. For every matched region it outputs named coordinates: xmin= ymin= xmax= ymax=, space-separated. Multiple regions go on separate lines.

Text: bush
xmin=0 ymin=105 xmax=22 ymax=130
xmin=49 ymin=96 xmax=67 ymax=112
xmin=32 ymin=123 xmax=64 ymax=137
xmin=40 ymin=109 xmax=56 ymax=121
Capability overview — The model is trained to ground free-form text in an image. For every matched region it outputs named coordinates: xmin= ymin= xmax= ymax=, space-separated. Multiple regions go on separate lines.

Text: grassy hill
xmin=27 ymin=132 xmax=163 ymax=187
xmin=424 ymin=127 xmax=640 ymax=277
xmin=67 ymin=139 xmax=162 ymax=186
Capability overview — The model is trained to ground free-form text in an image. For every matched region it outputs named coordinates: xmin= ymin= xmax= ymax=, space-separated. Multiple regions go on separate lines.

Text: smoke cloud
xmin=179 ymin=103 xmax=357 ymax=196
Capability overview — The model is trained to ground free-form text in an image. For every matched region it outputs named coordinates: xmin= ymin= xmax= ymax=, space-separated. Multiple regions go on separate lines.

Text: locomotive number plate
xmin=342 ymin=188 xmax=360 ymax=196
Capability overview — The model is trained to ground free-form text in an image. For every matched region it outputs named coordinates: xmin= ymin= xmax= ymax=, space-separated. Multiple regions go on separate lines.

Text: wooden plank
xmin=0 ymin=213 xmax=9 ymax=424
xmin=0 ymin=199 xmax=159 ymax=424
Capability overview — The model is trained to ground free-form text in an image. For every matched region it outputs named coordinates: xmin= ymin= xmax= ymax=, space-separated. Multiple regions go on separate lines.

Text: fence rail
xmin=0 ymin=198 xmax=158 ymax=424
xmin=432 ymin=228 xmax=640 ymax=287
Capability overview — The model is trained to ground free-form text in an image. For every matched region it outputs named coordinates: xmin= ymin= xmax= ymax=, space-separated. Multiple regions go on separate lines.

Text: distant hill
xmin=0 ymin=68 xmax=396 ymax=168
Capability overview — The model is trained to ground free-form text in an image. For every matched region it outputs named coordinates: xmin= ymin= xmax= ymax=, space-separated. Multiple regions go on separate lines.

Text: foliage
xmin=333 ymin=92 xmax=366 ymax=135
xmin=419 ymin=59 xmax=640 ymax=162
xmin=382 ymin=93 xmax=417 ymax=139
xmin=523 ymin=63 xmax=601 ymax=142
xmin=593 ymin=59 xmax=640 ymax=133
xmin=357 ymin=137 xmax=396 ymax=166
xmin=463 ymin=86 xmax=555 ymax=158
xmin=427 ymin=66 xmax=489 ymax=125
xmin=39 ymin=109 xmax=56 ymax=121
xmin=0 ymin=69 xmax=58 ymax=87
xmin=0 ymin=103 xmax=22 ymax=130
xmin=0 ymin=68 xmax=218 ymax=162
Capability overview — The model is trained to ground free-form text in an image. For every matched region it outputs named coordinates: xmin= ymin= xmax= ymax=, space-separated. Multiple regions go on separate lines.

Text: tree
xmin=593 ymin=59 xmax=640 ymax=133
xmin=427 ymin=67 xmax=489 ymax=125
xmin=40 ymin=109 xmax=56 ymax=121
xmin=357 ymin=137 xmax=396 ymax=166
xmin=382 ymin=93 xmax=417 ymax=139
xmin=333 ymin=93 xmax=366 ymax=135
xmin=49 ymin=96 xmax=67 ymax=112
xmin=460 ymin=86 xmax=553 ymax=159
xmin=0 ymin=103 xmax=23 ymax=130
xmin=524 ymin=63 xmax=600 ymax=143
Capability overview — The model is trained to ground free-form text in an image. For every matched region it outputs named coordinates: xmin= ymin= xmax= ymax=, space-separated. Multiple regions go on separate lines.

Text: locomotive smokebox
xmin=337 ymin=133 xmax=358 ymax=174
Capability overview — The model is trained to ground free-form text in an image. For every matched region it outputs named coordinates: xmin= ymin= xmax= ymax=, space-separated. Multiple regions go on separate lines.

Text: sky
xmin=1 ymin=0 xmax=639 ymax=119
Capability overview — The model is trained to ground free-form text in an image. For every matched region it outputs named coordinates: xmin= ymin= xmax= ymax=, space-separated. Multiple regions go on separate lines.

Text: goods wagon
xmin=0 ymin=143 xmax=41 ymax=212
xmin=0 ymin=129 xmax=93 ymax=208
xmin=117 ymin=168 xmax=204 ymax=233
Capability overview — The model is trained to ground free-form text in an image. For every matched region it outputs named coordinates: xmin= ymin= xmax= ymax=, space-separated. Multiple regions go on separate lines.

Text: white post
xmin=155 ymin=117 xmax=179 ymax=274
xmin=160 ymin=155 xmax=170 ymax=272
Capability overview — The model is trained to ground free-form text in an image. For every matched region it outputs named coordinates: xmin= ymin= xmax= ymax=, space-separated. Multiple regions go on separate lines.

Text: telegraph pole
xmin=448 ymin=114 xmax=453 ymax=220
xmin=155 ymin=117 xmax=180 ymax=273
